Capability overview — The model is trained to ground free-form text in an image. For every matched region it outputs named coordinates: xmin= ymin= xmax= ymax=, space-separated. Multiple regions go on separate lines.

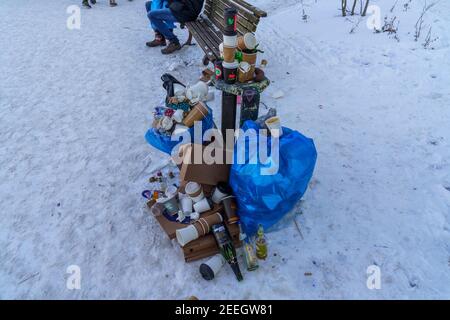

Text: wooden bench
xmin=185 ymin=0 xmax=267 ymax=65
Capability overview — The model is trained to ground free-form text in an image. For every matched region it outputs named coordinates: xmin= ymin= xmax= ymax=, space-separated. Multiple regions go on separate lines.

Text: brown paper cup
xmin=237 ymin=33 xmax=257 ymax=51
xmin=194 ymin=212 xmax=223 ymax=236
xmin=182 ymin=102 xmax=209 ymax=128
xmin=223 ymin=45 xmax=236 ymax=63
xmin=242 ymin=52 xmax=257 ymax=65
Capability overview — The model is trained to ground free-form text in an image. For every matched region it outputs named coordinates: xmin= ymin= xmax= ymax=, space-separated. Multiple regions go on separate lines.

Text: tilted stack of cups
xmin=175 ymin=181 xmax=239 ymax=247
xmin=221 ymin=8 xmax=239 ymax=84
xmin=182 ymin=81 xmax=210 ymax=128
xmin=217 ymin=8 xmax=259 ymax=84
xmin=237 ymin=33 xmax=258 ymax=82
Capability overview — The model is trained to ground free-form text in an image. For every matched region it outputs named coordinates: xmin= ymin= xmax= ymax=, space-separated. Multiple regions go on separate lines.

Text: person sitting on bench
xmin=147 ymin=0 xmax=204 ymax=55
xmin=145 ymin=1 xmax=176 ymax=48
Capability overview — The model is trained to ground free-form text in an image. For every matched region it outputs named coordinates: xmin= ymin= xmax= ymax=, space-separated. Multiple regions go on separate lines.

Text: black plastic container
xmin=223 ymin=7 xmax=238 ymax=36
xmin=214 ymin=60 xmax=224 ymax=80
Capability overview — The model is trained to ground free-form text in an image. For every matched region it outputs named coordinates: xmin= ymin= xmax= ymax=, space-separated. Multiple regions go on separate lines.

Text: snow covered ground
xmin=1 ymin=0 xmax=449 ymax=299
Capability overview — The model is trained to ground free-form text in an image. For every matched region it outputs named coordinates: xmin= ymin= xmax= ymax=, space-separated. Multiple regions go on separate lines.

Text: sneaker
xmin=146 ymin=33 xmax=166 ymax=47
xmin=110 ymin=0 xmax=117 ymax=6
xmin=161 ymin=40 xmax=181 ymax=55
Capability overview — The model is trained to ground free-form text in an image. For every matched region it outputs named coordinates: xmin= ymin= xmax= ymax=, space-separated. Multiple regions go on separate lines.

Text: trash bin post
xmin=221 ymin=92 xmax=238 ymax=145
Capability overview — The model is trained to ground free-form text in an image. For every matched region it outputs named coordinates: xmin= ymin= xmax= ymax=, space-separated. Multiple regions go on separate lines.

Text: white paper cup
xmin=172 ymin=109 xmax=185 ymax=123
xmin=185 ymin=182 xmax=205 ymax=203
xmin=180 ymin=197 xmax=193 ymax=215
xmin=223 ymin=35 xmax=238 ymax=47
xmin=176 ymin=225 xmax=199 ymax=247
xmin=242 ymin=33 xmax=257 ymax=50
xmin=211 ymin=187 xmax=229 ymax=204
xmin=193 ymin=197 xmax=212 ymax=213
xmin=199 ymin=254 xmax=226 ymax=280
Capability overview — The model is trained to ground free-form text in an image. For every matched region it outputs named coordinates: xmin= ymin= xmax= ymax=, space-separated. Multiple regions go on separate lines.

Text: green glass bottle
xmin=212 ymin=224 xmax=243 ymax=282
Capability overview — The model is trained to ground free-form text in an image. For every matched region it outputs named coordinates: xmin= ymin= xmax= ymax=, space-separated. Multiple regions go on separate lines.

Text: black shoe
xmin=161 ymin=40 xmax=181 ymax=54
xmin=90 ymin=0 xmax=96 ymax=4
xmin=82 ymin=0 xmax=92 ymax=8
xmin=110 ymin=0 xmax=117 ymax=6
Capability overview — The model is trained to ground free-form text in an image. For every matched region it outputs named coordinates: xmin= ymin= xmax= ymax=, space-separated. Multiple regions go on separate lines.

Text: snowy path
xmin=1 ymin=0 xmax=450 ymax=299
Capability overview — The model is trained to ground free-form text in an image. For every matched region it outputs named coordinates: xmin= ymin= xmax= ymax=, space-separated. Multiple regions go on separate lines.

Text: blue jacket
xmin=151 ymin=0 xmax=170 ymax=10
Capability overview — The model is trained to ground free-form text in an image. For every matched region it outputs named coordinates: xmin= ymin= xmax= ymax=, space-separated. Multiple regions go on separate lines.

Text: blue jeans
xmin=147 ymin=7 xmax=178 ymax=42
xmin=145 ymin=1 xmax=175 ymax=31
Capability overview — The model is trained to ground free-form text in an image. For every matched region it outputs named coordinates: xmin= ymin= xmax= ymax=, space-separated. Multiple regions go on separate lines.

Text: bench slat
xmin=186 ymin=22 xmax=218 ymax=60
xmin=192 ymin=20 xmax=221 ymax=55
xmin=231 ymin=0 xmax=267 ymax=18
xmin=208 ymin=0 xmax=260 ymax=24
xmin=206 ymin=0 xmax=267 ymax=18
xmin=186 ymin=21 xmax=221 ymax=60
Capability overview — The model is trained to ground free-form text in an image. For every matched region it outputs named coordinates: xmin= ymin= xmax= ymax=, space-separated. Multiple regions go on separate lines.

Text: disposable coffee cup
xmin=237 ymin=33 xmax=257 ymax=51
xmin=176 ymin=225 xmax=199 ymax=247
xmin=180 ymin=196 xmax=193 ymax=215
xmin=193 ymin=197 xmax=212 ymax=214
xmin=223 ymin=35 xmax=238 ymax=47
xmin=222 ymin=45 xmax=236 ymax=63
xmin=222 ymin=60 xmax=239 ymax=85
xmin=221 ymin=196 xmax=239 ymax=224
xmin=182 ymin=102 xmax=209 ymax=128
xmin=199 ymin=254 xmax=226 ymax=281
xmin=185 ymin=182 xmax=205 ymax=203
xmin=241 ymin=51 xmax=257 ymax=65
xmin=172 ymin=109 xmax=184 ymax=123
xmin=265 ymin=116 xmax=283 ymax=137
xmin=211 ymin=182 xmax=232 ymax=204
xmin=238 ymin=61 xmax=253 ymax=83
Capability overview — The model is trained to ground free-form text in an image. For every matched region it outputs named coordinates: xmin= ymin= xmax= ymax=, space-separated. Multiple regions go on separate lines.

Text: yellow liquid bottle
xmin=255 ymin=224 xmax=268 ymax=260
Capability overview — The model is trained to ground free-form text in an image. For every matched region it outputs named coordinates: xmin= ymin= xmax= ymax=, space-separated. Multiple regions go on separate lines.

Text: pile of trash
xmin=142 ymin=152 xmax=268 ymax=282
xmin=142 ymin=7 xmax=317 ymax=283
xmin=145 ymin=74 xmax=215 ymax=155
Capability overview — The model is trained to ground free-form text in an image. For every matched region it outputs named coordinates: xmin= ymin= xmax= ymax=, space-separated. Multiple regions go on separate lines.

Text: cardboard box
xmin=176 ymin=144 xmax=233 ymax=186
xmin=147 ymin=200 xmax=242 ymax=262
xmin=182 ymin=222 xmax=242 ymax=262
xmin=148 ymin=200 xmax=223 ymax=240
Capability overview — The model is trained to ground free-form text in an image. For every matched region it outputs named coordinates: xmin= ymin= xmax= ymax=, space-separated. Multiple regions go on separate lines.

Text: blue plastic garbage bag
xmin=229 ymin=121 xmax=317 ymax=235
xmin=145 ymin=105 xmax=215 ymax=155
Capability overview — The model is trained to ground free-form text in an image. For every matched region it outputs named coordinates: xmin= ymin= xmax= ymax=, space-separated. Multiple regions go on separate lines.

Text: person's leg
xmin=145 ymin=2 xmax=167 ymax=47
xmin=148 ymin=8 xmax=178 ymax=43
